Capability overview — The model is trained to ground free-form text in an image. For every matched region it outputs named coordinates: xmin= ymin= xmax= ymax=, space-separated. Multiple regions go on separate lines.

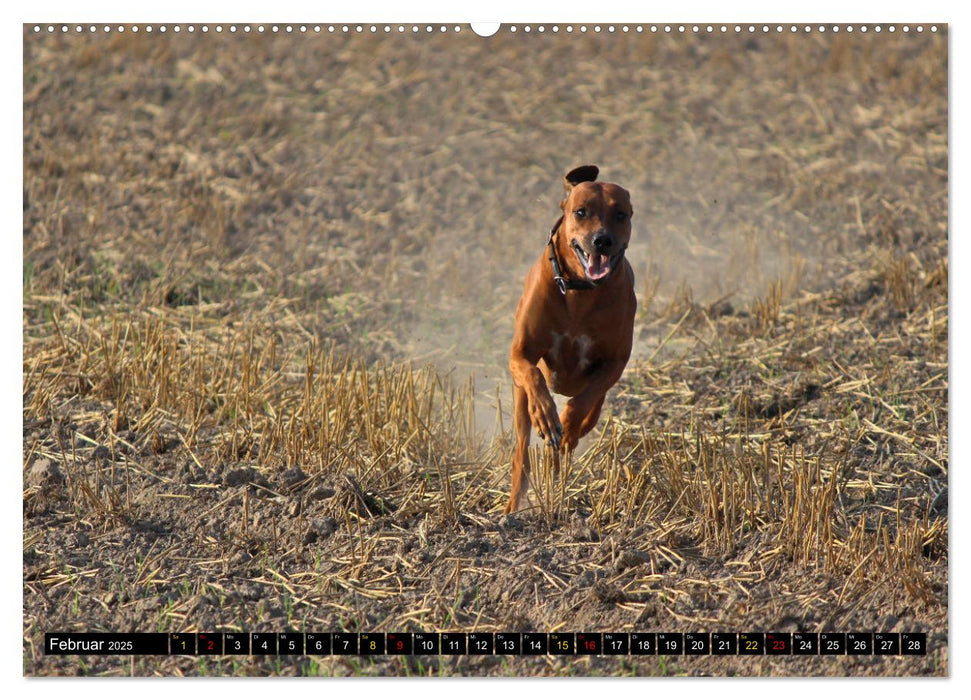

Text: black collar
xmin=547 ymin=217 xmax=596 ymax=295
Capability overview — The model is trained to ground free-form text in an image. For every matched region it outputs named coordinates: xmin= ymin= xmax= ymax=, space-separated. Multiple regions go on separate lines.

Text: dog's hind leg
xmin=504 ymin=384 xmax=533 ymax=514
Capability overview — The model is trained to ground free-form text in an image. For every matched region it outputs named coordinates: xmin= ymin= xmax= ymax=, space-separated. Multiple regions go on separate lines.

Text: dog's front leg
xmin=559 ymin=358 xmax=627 ymax=452
xmin=510 ymin=355 xmax=562 ymax=448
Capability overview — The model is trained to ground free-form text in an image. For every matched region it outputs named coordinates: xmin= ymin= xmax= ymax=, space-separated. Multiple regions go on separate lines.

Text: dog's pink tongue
xmin=587 ymin=254 xmax=611 ymax=281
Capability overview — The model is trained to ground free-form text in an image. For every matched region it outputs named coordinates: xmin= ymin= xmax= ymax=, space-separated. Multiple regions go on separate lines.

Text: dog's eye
xmin=575 ymin=207 xmax=588 ymax=219
xmin=615 ymin=211 xmax=628 ymax=222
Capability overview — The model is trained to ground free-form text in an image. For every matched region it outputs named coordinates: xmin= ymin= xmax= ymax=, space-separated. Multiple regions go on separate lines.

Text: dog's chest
xmin=547 ymin=331 xmax=595 ymax=375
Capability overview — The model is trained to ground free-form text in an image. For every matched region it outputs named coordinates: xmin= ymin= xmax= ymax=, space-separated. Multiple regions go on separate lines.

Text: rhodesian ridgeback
xmin=504 ymin=165 xmax=636 ymax=514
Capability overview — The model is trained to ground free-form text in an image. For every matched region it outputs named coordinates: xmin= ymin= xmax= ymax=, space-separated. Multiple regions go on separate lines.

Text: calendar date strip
xmin=45 ymin=631 xmax=928 ymax=657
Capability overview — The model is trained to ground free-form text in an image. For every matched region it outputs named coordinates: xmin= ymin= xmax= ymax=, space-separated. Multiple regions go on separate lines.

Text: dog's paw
xmin=530 ymin=401 xmax=562 ymax=447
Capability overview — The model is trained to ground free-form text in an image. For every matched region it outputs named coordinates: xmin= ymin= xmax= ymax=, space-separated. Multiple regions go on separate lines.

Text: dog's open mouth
xmin=572 ymin=240 xmax=619 ymax=283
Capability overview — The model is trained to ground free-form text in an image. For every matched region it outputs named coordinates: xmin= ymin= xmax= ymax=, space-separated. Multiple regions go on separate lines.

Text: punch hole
xmin=472 ymin=22 xmax=501 ymax=37
xmin=159 ymin=25 xmax=167 ymax=32
xmin=931 ymin=26 xmax=938 ymax=32
xmin=874 ymin=26 xmax=882 ymax=33
xmin=524 ymin=26 xmax=531 ymax=32
xmin=917 ymin=25 xmax=924 ymax=32
xmin=678 ymin=25 xmax=685 ymax=32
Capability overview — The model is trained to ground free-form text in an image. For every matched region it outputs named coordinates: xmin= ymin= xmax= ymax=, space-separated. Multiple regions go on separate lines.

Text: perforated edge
xmin=28 ymin=23 xmax=943 ymax=35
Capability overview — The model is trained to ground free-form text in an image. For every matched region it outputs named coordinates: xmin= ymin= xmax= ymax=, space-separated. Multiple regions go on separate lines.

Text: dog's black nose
xmin=593 ymin=232 xmax=614 ymax=253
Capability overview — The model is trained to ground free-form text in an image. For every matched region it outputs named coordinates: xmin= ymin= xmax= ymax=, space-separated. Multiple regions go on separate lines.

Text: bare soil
xmin=23 ymin=25 xmax=947 ymax=676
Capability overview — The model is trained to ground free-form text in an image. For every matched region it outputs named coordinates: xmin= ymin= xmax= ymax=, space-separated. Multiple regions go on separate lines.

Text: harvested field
xmin=23 ymin=24 xmax=947 ymax=676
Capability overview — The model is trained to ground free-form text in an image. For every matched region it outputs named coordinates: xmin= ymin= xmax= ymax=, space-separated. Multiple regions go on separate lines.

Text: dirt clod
xmin=26 ymin=458 xmax=63 ymax=488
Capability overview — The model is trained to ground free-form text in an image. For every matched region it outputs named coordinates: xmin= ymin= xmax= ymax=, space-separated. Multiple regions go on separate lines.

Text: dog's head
xmin=556 ymin=165 xmax=633 ymax=285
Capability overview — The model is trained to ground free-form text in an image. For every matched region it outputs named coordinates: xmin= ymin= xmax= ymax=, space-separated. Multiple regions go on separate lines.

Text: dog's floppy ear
xmin=563 ymin=165 xmax=599 ymax=192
